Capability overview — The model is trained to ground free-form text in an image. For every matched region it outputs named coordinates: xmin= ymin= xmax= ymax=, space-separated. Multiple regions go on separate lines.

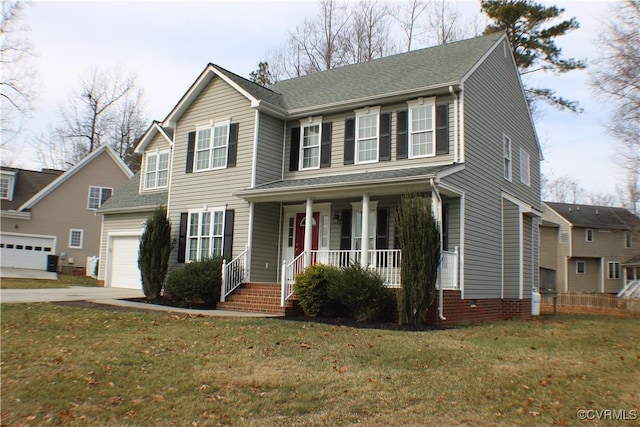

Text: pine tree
xmin=138 ymin=206 xmax=173 ymax=301
xmin=481 ymin=0 xmax=586 ymax=113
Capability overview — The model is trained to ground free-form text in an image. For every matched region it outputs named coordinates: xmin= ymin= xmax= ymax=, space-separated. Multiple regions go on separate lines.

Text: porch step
xmin=218 ymin=282 xmax=303 ymax=316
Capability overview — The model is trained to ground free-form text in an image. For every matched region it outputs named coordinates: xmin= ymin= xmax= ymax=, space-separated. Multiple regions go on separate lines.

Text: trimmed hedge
xmin=165 ymin=257 xmax=222 ymax=306
xmin=294 ymin=264 xmax=339 ymax=316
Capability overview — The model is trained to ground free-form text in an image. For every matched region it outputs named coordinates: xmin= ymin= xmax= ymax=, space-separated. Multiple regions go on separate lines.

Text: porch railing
xmin=220 ymin=246 xmax=248 ymax=302
xmin=617 ymin=280 xmax=640 ymax=299
xmin=280 ymin=247 xmax=459 ymax=305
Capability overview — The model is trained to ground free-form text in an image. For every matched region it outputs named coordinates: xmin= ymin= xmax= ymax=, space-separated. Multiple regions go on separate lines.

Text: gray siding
xmin=250 ymin=202 xmax=281 ymax=282
xmin=255 ymin=113 xmax=285 ymax=185
xmin=539 ymin=226 xmax=558 ymax=270
xmin=441 ymin=41 xmax=541 ymax=299
xmin=168 ymin=77 xmax=255 ymax=266
xmin=568 ymin=258 xmax=600 ymax=292
xmin=503 ymin=199 xmax=520 ymax=299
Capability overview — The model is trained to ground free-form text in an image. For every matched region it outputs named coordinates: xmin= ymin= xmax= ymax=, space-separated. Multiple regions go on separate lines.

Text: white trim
xmin=251 ymin=110 xmax=260 ymax=187
xmin=503 ymin=134 xmax=512 ymax=182
xmin=1 ymin=211 xmax=31 ymax=219
xmin=406 ymin=97 xmax=436 ymax=159
xmin=193 ymin=120 xmax=231 ymax=172
xmin=142 ymin=150 xmax=170 ymax=190
xmin=106 ymin=230 xmax=144 ymax=288
xmin=247 ymin=201 xmax=254 ymax=282
xmin=134 ymin=121 xmax=174 ymax=154
xmin=459 ymin=87 xmax=465 ymax=163
xmin=185 ymin=206 xmax=226 ymax=262
xmin=87 ymin=185 xmax=114 ymax=210
xmin=0 ymin=170 xmax=16 ymax=201
xmin=461 ymin=34 xmax=506 ymax=83
xmin=354 ymin=106 xmax=381 ymax=165
xmin=448 ymin=86 xmax=459 ymax=164
xmin=298 ymin=117 xmax=323 ymax=171
xmin=19 ymin=145 xmax=132 ymax=211
xmin=519 ymin=148 xmax=530 ymax=186
xmin=69 ymin=229 xmax=84 ymax=249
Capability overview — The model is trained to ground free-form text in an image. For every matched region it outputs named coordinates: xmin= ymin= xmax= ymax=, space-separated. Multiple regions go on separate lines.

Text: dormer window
xmin=0 ymin=171 xmax=15 ymax=200
xmin=144 ymin=151 xmax=170 ymax=190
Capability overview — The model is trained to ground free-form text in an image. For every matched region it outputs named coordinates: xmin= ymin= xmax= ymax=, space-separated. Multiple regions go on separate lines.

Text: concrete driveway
xmin=0 ymin=287 xmax=144 ymax=303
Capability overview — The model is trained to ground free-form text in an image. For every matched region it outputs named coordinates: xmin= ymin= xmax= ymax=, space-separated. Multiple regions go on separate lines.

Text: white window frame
xmin=520 ymin=148 xmax=530 ymax=186
xmin=407 ymin=97 xmax=436 ymax=159
xmin=186 ymin=207 xmax=225 ymax=262
xmin=586 ymin=229 xmax=594 ymax=242
xmin=576 ymin=261 xmax=586 ymax=274
xmin=607 ymin=261 xmax=620 ymax=279
xmin=350 ymin=201 xmax=378 ymax=253
xmin=87 ymin=186 xmax=113 ymax=210
xmin=69 ymin=229 xmax=84 ymax=249
xmin=299 ymin=117 xmax=322 ymax=170
xmin=144 ymin=150 xmax=170 ymax=190
xmin=355 ymin=106 xmax=380 ymax=164
xmin=503 ymin=134 xmax=512 ymax=181
xmin=194 ymin=120 xmax=230 ymax=172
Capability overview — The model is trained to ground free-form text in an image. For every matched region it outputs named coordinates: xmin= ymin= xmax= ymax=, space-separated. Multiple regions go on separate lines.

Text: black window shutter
xmin=340 ymin=209 xmax=352 ymax=250
xmin=289 ymin=127 xmax=300 ymax=171
xmin=177 ymin=212 xmax=188 ymax=263
xmin=376 ymin=208 xmax=389 ymax=249
xmin=223 ymin=209 xmax=234 ymax=261
xmin=379 ymin=113 xmax=391 ymax=161
xmin=344 ymin=118 xmax=355 ymax=165
xmin=436 ymin=105 xmax=449 ymax=155
xmin=227 ymin=123 xmax=239 ymax=167
xmin=396 ymin=110 xmax=408 ymax=159
xmin=186 ymin=132 xmax=196 ymax=173
xmin=320 ymin=122 xmax=332 ymax=168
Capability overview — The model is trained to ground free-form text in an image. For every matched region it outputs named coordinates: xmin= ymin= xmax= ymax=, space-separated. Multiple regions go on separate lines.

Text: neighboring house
xmin=98 ymin=32 xmax=542 ymax=324
xmin=540 ymin=201 xmax=640 ymax=293
xmin=1 ymin=145 xmax=133 ymax=274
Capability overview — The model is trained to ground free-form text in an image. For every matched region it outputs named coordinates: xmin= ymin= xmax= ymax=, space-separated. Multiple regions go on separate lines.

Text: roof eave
xmin=98 ymin=204 xmax=166 ymax=215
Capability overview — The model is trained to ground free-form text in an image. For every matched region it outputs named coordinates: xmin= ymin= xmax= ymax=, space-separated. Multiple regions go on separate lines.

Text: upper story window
xmin=144 ymin=151 xmax=170 ymax=190
xmin=586 ymin=229 xmax=594 ymax=242
xmin=187 ymin=208 xmax=224 ymax=262
xmin=503 ymin=135 xmax=512 ymax=181
xmin=407 ymin=98 xmax=435 ymax=158
xmin=355 ymin=107 xmax=380 ymax=164
xmin=520 ymin=148 xmax=530 ymax=186
xmin=0 ymin=177 xmax=10 ymax=199
xmin=88 ymin=186 xmax=113 ymax=210
xmin=195 ymin=121 xmax=229 ymax=172
xmin=300 ymin=119 xmax=322 ymax=170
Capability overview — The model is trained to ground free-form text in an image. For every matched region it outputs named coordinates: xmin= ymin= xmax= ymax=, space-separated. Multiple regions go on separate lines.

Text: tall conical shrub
xmin=138 ymin=206 xmax=173 ymax=301
xmin=395 ymin=194 xmax=441 ymax=325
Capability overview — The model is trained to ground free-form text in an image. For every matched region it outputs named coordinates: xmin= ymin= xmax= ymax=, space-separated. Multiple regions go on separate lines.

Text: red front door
xmin=295 ymin=212 xmax=320 ymax=257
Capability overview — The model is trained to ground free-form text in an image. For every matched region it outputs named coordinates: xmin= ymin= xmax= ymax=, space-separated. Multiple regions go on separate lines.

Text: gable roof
xmin=0 ymin=167 xmax=64 ymax=211
xmin=18 ymin=145 xmax=133 ymax=211
xmin=544 ymin=202 xmax=640 ymax=231
xmin=135 ymin=120 xmax=175 ymax=153
xmin=98 ymin=173 xmax=167 ymax=213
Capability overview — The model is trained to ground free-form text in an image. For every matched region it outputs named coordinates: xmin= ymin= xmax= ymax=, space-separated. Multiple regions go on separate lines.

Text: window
xmin=520 ymin=148 xmax=530 ymax=186
xmin=144 ymin=151 xmax=170 ymax=189
xmin=351 ymin=202 xmax=377 ymax=262
xmin=321 ymin=215 xmax=330 ymax=248
xmin=586 ymin=229 xmax=594 ymax=242
xmin=407 ymin=98 xmax=435 ymax=158
xmin=69 ymin=229 xmax=83 ymax=249
xmin=195 ymin=122 xmax=229 ymax=172
xmin=300 ymin=121 xmax=321 ymax=170
xmin=625 ymin=232 xmax=632 ymax=248
xmin=0 ymin=177 xmax=10 ymax=199
xmin=287 ymin=217 xmax=294 ymax=247
xmin=355 ymin=107 xmax=380 ymax=164
xmin=187 ymin=209 xmax=224 ymax=262
xmin=576 ymin=261 xmax=586 ymax=274
xmin=503 ymin=135 xmax=512 ymax=181
xmin=608 ymin=262 xmax=621 ymax=279
xmin=88 ymin=186 xmax=113 ymax=209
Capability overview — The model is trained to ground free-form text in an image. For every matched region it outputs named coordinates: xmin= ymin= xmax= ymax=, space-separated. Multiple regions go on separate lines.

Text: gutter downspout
xmin=431 ymin=178 xmax=446 ymax=321
xmin=448 ymin=86 xmax=459 ymax=164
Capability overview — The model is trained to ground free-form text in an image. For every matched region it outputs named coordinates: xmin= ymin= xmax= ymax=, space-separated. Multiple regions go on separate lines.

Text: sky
xmin=10 ymin=0 xmax=622 ymax=198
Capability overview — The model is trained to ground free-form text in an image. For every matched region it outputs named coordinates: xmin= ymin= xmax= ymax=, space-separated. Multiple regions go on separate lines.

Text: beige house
xmin=0 ymin=145 xmax=133 ymax=274
xmin=540 ymin=202 xmax=640 ymax=294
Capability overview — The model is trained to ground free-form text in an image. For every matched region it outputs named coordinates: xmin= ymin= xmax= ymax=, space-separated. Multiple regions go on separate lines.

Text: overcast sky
xmin=14 ymin=0 xmax=620 ymax=198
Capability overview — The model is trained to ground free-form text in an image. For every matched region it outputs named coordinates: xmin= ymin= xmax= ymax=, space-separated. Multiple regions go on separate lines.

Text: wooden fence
xmin=541 ymin=292 xmax=640 ymax=314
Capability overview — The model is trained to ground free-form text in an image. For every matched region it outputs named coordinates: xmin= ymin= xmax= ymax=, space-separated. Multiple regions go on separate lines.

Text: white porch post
xmin=304 ymin=198 xmax=313 ymax=267
xmin=361 ymin=193 xmax=369 ymax=266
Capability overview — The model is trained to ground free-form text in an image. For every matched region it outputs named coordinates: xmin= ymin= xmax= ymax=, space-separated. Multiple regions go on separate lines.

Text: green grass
xmin=1 ymin=304 xmax=639 ymax=426
xmin=0 ymin=274 xmax=98 ymax=289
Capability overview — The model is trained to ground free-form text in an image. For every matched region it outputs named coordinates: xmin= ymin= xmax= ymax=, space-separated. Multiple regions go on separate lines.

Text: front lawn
xmin=0 ymin=274 xmax=98 ymax=289
xmin=1 ymin=304 xmax=638 ymax=426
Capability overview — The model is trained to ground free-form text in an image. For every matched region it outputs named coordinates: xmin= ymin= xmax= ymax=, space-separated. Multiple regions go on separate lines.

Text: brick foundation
xmin=97 ymin=280 xmax=105 ymax=287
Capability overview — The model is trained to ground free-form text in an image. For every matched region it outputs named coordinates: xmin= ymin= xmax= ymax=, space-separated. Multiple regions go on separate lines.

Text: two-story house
xmin=98 ymin=32 xmax=542 ymax=325
xmin=540 ymin=201 xmax=640 ymax=294
xmin=1 ymin=145 xmax=133 ymax=275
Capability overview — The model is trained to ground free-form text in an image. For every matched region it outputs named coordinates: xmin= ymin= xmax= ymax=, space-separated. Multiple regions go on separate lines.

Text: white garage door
xmin=0 ymin=233 xmax=56 ymax=270
xmin=108 ymin=235 xmax=142 ymax=289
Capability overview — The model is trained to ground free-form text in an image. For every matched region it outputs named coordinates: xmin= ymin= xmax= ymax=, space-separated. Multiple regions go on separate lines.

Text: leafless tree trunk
xmin=344 ymin=0 xmax=397 ymax=63
xmin=0 ymin=0 xmax=37 ymax=153
xmin=426 ymin=0 xmax=466 ymax=45
xmin=393 ymin=0 xmax=429 ymax=52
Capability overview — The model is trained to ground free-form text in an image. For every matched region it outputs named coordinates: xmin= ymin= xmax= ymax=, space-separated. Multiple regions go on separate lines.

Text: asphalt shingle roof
xmin=545 ymin=201 xmax=640 ymax=230
xmin=99 ymin=173 xmax=167 ymax=213
xmin=1 ymin=167 xmax=64 ymax=211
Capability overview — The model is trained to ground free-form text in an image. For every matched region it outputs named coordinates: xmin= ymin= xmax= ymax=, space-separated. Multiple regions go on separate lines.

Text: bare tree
xmin=543 ymin=175 xmax=586 ymax=204
xmin=344 ymin=0 xmax=397 ymax=63
xmin=112 ymin=88 xmax=146 ymax=172
xmin=393 ymin=0 xmax=429 ymax=52
xmin=425 ymin=0 xmax=467 ymax=45
xmin=0 ymin=0 xmax=37 ymax=150
xmin=591 ymin=0 xmax=640 ymax=214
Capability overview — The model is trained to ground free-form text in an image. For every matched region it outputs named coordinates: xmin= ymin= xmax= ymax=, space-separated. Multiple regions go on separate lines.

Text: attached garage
xmin=107 ymin=234 xmax=142 ymax=289
xmin=0 ymin=232 xmax=56 ymax=270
